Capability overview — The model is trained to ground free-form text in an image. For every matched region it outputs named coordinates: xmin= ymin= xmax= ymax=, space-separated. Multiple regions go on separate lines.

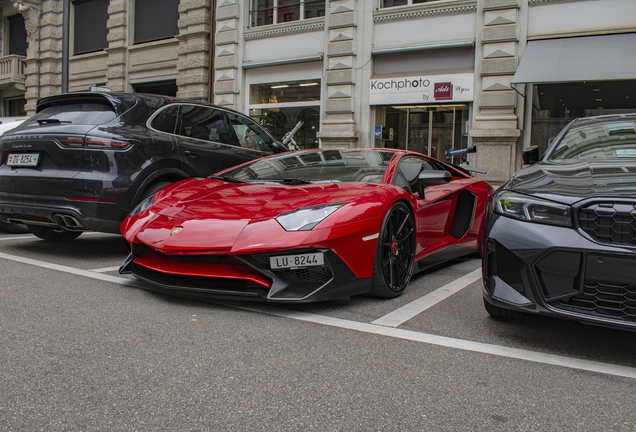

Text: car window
xmin=26 ymin=102 xmax=117 ymax=126
xmin=150 ymin=105 xmax=178 ymax=134
xmin=226 ymin=112 xmax=274 ymax=154
xmin=394 ymin=156 xmax=435 ymax=194
xmin=175 ymin=105 xmax=234 ymax=145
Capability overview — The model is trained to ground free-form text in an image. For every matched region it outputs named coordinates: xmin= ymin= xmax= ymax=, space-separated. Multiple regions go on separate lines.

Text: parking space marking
xmin=4 ymin=249 xmax=636 ymax=380
xmin=90 ymin=266 xmax=122 ymax=273
xmin=371 ymin=269 xmax=482 ymax=327
xmin=232 ymin=302 xmax=636 ymax=380
xmin=0 ymin=235 xmax=35 ymax=241
xmin=0 ymin=251 xmax=139 ymax=287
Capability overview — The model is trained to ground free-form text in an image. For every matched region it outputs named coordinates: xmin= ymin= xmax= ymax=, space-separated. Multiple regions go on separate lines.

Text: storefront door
xmin=375 ymin=104 xmax=469 ymax=160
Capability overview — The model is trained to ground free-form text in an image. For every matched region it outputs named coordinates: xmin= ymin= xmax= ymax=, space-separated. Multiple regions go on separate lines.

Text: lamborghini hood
xmin=127 ymin=178 xmax=394 ymax=253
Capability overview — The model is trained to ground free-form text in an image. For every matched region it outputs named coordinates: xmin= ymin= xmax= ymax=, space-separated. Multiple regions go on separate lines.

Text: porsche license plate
xmin=270 ymin=252 xmax=324 ymax=269
xmin=7 ymin=153 xmax=39 ymax=167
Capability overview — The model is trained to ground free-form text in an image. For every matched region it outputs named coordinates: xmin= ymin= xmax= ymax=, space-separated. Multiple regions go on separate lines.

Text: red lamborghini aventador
xmin=119 ymin=149 xmax=492 ymax=302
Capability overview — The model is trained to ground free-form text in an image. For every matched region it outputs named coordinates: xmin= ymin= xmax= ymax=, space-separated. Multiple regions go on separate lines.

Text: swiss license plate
xmin=270 ymin=252 xmax=324 ymax=270
xmin=7 ymin=153 xmax=39 ymax=167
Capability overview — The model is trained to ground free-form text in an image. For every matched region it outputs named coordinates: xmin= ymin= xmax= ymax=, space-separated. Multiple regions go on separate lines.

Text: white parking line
xmin=0 ymin=235 xmax=34 ymax=241
xmin=2 ymin=250 xmax=636 ymax=380
xmin=372 ymin=269 xmax=482 ymax=327
xmin=231 ymin=303 xmax=636 ymax=380
xmin=0 ymin=251 xmax=139 ymax=287
xmin=90 ymin=266 xmax=122 ymax=273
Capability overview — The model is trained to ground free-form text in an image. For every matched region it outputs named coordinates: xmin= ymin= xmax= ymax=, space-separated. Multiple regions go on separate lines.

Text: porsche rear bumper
xmin=119 ymin=243 xmax=371 ymax=302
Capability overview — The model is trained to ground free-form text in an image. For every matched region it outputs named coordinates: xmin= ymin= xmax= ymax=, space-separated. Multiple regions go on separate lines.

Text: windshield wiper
xmin=277 ymin=178 xmax=313 ymax=185
xmin=208 ymin=175 xmax=247 ymax=183
xmin=37 ymin=119 xmax=72 ymax=125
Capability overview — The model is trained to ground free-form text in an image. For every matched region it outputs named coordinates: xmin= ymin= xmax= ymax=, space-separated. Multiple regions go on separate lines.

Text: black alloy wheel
xmin=371 ymin=202 xmax=416 ymax=298
xmin=28 ymin=225 xmax=83 ymax=242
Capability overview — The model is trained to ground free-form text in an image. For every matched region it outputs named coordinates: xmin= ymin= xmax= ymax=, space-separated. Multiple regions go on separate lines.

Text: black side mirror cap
xmin=522 ymin=145 xmax=540 ymax=164
xmin=272 ymin=141 xmax=288 ymax=154
xmin=418 ymin=170 xmax=452 ymax=198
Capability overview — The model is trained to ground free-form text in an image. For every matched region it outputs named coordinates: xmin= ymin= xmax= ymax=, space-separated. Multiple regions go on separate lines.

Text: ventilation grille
xmin=578 ymin=202 xmax=636 ymax=247
xmin=449 ymin=191 xmax=476 ymax=239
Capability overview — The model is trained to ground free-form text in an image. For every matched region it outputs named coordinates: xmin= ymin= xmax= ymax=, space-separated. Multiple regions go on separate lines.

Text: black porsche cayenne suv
xmin=0 ymin=91 xmax=286 ymax=241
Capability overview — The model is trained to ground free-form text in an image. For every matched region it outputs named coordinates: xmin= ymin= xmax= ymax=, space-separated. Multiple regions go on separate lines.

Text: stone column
xmin=176 ymin=0 xmax=211 ymax=100
xmin=470 ymin=0 xmax=523 ymax=184
xmin=317 ymin=0 xmax=357 ymax=149
xmin=105 ymin=0 xmax=127 ymax=92
xmin=213 ymin=0 xmax=239 ymax=108
xmin=21 ymin=0 xmax=63 ymax=114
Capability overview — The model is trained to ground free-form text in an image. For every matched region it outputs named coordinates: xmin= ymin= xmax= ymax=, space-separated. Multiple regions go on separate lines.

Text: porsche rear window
xmin=224 ymin=150 xmax=395 ymax=183
xmin=25 ymin=102 xmax=117 ymax=126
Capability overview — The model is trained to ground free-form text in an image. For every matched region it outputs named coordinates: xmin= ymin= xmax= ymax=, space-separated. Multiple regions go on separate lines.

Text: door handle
xmin=184 ymin=151 xmax=201 ymax=159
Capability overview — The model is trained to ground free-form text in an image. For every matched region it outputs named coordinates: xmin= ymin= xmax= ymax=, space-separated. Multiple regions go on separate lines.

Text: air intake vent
xmin=449 ymin=191 xmax=476 ymax=239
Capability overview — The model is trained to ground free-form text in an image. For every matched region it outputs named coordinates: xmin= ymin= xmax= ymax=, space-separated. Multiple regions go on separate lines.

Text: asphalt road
xmin=2 ymin=231 xmax=636 ymax=431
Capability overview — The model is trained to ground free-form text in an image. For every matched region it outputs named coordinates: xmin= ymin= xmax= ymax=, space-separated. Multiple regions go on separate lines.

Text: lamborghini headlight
xmin=494 ymin=191 xmax=571 ymax=227
xmin=129 ymin=194 xmax=154 ymax=217
xmin=276 ymin=202 xmax=346 ymax=231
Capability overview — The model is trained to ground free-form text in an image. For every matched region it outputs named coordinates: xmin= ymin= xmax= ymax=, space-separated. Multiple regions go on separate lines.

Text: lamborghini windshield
xmin=548 ymin=119 xmax=636 ymax=161
xmin=222 ymin=150 xmax=395 ymax=183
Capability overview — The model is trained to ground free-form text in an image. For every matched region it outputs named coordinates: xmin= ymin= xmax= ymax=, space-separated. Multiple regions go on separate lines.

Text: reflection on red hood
xmin=125 ymin=178 xmax=397 ymax=253
xmin=153 ymin=178 xmax=388 ymax=222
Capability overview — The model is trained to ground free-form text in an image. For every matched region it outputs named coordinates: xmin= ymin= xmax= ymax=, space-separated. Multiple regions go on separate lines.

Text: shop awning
xmin=511 ymin=33 xmax=636 ymax=84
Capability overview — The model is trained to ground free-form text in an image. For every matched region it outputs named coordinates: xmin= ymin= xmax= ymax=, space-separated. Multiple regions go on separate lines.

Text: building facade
xmin=1 ymin=0 xmax=635 ymax=183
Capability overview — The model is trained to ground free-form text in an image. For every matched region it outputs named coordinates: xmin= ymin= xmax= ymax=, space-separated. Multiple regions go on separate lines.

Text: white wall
xmin=244 ymin=31 xmax=325 ymax=63
xmin=373 ymin=13 xmax=476 ymax=50
xmin=528 ymin=0 xmax=636 ymax=37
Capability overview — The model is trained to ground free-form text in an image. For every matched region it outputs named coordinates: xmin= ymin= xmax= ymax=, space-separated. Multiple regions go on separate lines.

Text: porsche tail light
xmin=85 ymin=137 xmax=130 ymax=149
xmin=58 ymin=135 xmax=131 ymax=150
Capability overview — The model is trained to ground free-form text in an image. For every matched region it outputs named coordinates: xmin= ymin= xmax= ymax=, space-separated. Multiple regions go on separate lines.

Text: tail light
xmin=58 ymin=135 xmax=131 ymax=150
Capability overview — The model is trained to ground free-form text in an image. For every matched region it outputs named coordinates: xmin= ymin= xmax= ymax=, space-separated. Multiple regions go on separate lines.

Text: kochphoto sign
xmin=369 ymin=73 xmax=474 ymax=105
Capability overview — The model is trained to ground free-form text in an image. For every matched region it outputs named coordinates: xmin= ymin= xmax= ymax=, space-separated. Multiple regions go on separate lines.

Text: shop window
xmin=4 ymin=98 xmax=26 ymax=117
xmin=7 ymin=14 xmax=27 ymax=57
xmin=380 ymin=0 xmax=441 ymax=7
xmin=134 ymin=0 xmax=179 ymax=44
xmin=132 ymin=79 xmax=178 ymax=97
xmin=250 ymin=0 xmax=325 ymax=27
xmin=73 ymin=0 xmax=109 ymax=55
xmin=531 ymin=80 xmax=636 ymax=159
xmin=249 ymin=79 xmax=321 ymax=150
xmin=375 ymin=105 xmax=469 ymax=161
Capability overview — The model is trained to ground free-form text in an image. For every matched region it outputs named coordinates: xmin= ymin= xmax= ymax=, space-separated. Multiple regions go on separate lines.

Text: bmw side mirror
xmin=523 ymin=145 xmax=540 ymax=164
xmin=418 ymin=170 xmax=452 ymax=198
xmin=272 ymin=141 xmax=288 ymax=154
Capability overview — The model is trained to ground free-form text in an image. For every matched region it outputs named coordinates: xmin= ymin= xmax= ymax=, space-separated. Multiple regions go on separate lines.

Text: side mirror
xmin=272 ymin=141 xmax=288 ymax=154
xmin=418 ymin=170 xmax=451 ymax=198
xmin=522 ymin=145 xmax=540 ymax=164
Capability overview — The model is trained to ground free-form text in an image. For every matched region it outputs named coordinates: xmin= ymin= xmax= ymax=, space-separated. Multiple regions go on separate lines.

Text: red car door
xmin=393 ymin=156 xmax=466 ymax=257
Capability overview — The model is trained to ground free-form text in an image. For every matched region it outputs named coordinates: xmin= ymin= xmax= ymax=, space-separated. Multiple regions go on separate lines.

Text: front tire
xmin=28 ymin=225 xmax=83 ymax=242
xmin=370 ymin=202 xmax=416 ymax=298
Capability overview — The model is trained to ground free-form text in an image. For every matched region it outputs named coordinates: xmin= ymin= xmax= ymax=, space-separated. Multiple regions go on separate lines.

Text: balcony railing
xmin=0 ymin=55 xmax=26 ymax=88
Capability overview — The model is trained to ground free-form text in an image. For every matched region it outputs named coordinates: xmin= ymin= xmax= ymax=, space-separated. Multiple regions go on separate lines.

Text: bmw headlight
xmin=494 ymin=191 xmax=571 ymax=227
xmin=129 ymin=195 xmax=154 ymax=217
xmin=276 ymin=202 xmax=346 ymax=231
